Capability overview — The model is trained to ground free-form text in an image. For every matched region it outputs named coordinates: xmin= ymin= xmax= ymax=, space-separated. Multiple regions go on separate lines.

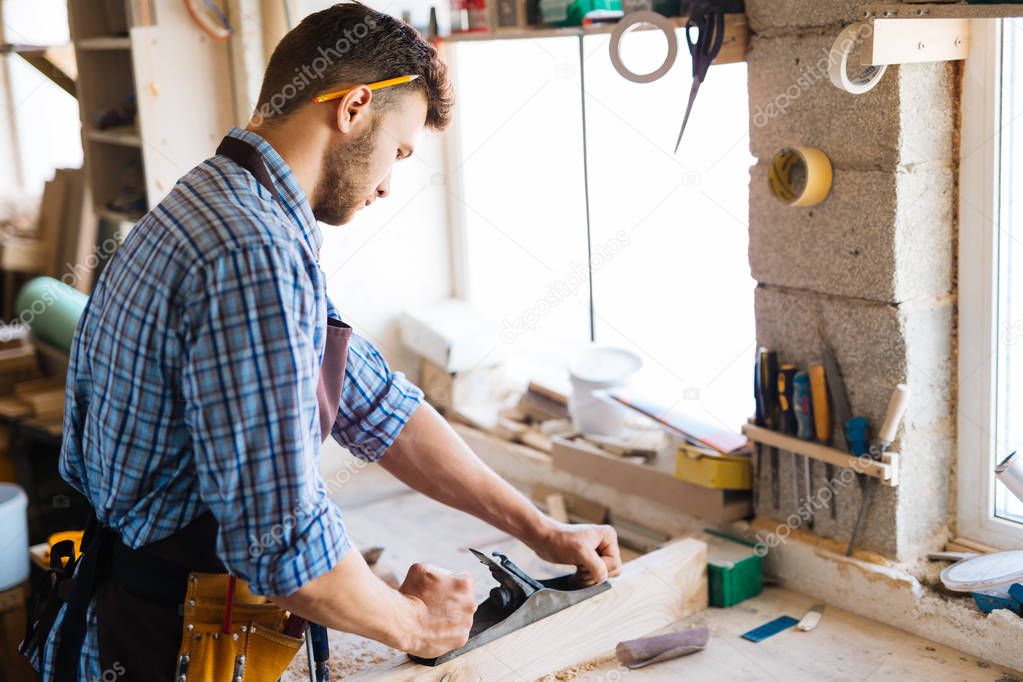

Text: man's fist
xmin=398 ymin=563 xmax=477 ymax=658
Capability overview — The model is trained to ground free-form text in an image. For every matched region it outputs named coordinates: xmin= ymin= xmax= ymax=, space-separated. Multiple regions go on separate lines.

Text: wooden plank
xmin=455 ymin=422 xmax=731 ymax=537
xmin=352 ymin=538 xmax=708 ymax=681
xmin=742 ymin=424 xmax=898 ymax=486
xmin=443 ymin=13 xmax=749 ymax=65
xmin=866 ymin=17 xmax=969 ymax=65
xmin=130 ymin=0 xmax=235 ymax=209
xmin=860 ymin=3 xmax=1023 ymax=20
xmin=21 ymin=388 xmax=65 ymax=420
xmin=552 ymin=436 xmax=751 ymax=524
xmin=0 ymin=397 xmax=32 ymax=420
xmin=0 ymin=346 xmax=38 ymax=375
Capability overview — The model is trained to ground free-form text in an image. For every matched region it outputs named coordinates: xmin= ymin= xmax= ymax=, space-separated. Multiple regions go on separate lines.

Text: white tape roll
xmin=609 ymin=11 xmax=678 ymax=84
xmin=828 ymin=22 xmax=888 ymax=95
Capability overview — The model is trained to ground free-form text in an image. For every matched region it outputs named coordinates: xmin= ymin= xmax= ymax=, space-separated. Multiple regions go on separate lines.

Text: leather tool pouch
xmin=175 ymin=573 xmax=303 ymax=681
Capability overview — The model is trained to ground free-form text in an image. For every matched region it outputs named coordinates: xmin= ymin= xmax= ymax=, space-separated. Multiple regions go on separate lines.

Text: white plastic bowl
xmin=0 ymin=483 xmax=28 ymax=591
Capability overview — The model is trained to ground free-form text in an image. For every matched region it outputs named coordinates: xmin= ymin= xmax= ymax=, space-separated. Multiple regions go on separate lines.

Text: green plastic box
xmin=539 ymin=0 xmax=622 ymax=27
xmin=701 ymin=530 xmax=764 ymax=608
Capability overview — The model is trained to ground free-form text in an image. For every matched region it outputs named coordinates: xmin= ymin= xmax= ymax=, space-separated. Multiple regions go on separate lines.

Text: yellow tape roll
xmin=768 ymin=146 xmax=833 ymax=208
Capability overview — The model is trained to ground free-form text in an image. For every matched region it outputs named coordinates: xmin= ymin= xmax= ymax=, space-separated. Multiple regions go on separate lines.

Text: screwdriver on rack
xmin=793 ymin=371 xmax=815 ymax=529
xmin=846 ymin=384 xmax=910 ymax=556
xmin=777 ymin=364 xmax=800 ymax=514
xmin=753 ymin=354 xmax=764 ymax=512
xmin=808 ymin=363 xmax=837 ymax=520
xmin=757 ymin=349 xmax=781 ymax=509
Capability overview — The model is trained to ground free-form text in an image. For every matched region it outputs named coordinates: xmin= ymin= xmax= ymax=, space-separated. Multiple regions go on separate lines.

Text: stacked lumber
xmin=0 ymin=337 xmax=46 ymax=481
xmin=0 ymin=377 xmax=66 ymax=423
xmin=1 ymin=168 xmax=92 ymax=283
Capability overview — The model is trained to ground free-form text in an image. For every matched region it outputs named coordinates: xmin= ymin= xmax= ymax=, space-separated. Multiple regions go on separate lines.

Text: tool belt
xmin=22 ymin=511 xmax=302 ymax=681
xmin=176 ymin=572 xmax=303 ymax=682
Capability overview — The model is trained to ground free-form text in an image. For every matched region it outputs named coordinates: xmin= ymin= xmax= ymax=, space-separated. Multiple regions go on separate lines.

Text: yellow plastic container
xmin=675 ymin=443 xmax=751 ymax=490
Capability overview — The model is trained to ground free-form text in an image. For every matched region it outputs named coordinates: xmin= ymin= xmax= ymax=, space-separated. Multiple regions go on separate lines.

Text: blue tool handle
xmin=793 ymin=372 xmax=814 ymax=440
xmin=309 ymin=623 xmax=330 ymax=680
xmin=845 ymin=417 xmax=870 ymax=457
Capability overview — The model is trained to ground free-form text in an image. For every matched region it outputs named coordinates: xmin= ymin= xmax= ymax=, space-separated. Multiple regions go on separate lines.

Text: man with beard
xmin=34 ymin=3 xmax=621 ymax=680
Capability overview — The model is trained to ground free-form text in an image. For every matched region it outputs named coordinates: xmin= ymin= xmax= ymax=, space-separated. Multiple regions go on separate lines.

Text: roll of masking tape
xmin=768 ymin=147 xmax=833 ymax=207
xmin=609 ymin=11 xmax=678 ymax=84
xmin=828 ymin=22 xmax=887 ymax=94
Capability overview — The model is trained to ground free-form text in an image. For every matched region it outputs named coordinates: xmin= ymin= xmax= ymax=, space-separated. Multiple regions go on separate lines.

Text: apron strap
xmin=53 ymin=512 xmax=112 ymax=680
xmin=215 ymin=136 xmax=281 ymax=204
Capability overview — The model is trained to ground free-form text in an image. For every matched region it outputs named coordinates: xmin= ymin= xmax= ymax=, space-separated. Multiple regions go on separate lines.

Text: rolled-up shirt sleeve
xmin=326 ymin=299 xmax=423 ymax=461
xmin=182 ymin=244 xmax=350 ymax=596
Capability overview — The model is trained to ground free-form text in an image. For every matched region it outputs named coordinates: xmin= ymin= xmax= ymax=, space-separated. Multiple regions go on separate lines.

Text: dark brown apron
xmin=36 ymin=135 xmax=352 ymax=682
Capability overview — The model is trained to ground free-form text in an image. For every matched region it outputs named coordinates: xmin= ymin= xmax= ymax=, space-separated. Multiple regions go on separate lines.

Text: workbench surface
xmin=283 ymin=446 xmax=1021 ymax=681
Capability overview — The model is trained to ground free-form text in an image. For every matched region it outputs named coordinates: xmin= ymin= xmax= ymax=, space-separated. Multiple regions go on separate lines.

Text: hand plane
xmin=409 ymin=549 xmax=611 ymax=666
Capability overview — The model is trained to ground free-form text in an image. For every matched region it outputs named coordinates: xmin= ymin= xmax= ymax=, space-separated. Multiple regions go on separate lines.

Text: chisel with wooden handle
xmin=846 ymin=384 xmax=910 ymax=556
xmin=808 ymin=363 xmax=836 ymax=519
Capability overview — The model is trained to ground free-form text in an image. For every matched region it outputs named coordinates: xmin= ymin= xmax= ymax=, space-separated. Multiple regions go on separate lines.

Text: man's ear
xmin=335 ymin=85 xmax=373 ymax=135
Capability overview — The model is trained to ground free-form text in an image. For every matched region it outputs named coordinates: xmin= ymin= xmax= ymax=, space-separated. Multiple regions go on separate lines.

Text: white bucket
xmin=0 ymin=483 xmax=29 ymax=591
xmin=568 ymin=346 xmax=643 ymax=437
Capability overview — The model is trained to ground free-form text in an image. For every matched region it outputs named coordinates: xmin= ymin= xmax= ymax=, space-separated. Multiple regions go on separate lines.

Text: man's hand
xmin=528 ymin=521 xmax=622 ymax=585
xmin=398 ymin=564 xmax=477 ymax=658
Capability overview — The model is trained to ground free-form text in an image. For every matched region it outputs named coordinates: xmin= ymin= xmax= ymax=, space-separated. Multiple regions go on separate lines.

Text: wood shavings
xmin=535 ymin=653 xmax=618 ymax=681
xmin=281 ymin=631 xmax=398 ymax=681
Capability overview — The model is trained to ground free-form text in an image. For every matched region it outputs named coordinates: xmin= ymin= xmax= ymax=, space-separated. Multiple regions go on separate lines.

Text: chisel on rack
xmin=758 ymin=349 xmax=781 ymax=509
xmin=808 ymin=363 xmax=836 ymax=519
xmin=821 ymin=349 xmax=852 ymax=520
xmin=777 ymin=364 xmax=799 ymax=514
xmin=793 ymin=371 xmax=815 ymax=529
xmin=846 ymin=384 xmax=910 ymax=556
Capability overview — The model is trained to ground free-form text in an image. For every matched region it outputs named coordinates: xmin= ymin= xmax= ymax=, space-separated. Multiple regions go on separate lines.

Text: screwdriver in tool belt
xmin=846 ymin=384 xmax=910 ymax=556
xmin=777 ymin=364 xmax=800 ymax=514
xmin=793 ymin=371 xmax=815 ymax=529
xmin=808 ymin=363 xmax=836 ymax=520
xmin=758 ymin=349 xmax=781 ymax=509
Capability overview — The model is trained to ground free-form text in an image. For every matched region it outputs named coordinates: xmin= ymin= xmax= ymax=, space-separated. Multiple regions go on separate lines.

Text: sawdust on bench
xmin=282 ymin=631 xmax=398 ymax=680
xmin=536 ymin=653 xmax=619 ymax=681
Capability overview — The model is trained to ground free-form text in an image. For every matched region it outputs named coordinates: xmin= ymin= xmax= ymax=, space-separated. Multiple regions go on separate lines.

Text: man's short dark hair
xmin=254 ymin=2 xmax=453 ymax=129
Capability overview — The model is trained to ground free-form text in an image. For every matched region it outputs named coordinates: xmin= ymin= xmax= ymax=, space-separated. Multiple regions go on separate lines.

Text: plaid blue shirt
xmin=40 ymin=127 xmax=423 ymax=680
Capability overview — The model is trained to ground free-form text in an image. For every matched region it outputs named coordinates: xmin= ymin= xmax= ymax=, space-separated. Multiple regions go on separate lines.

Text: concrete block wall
xmin=746 ymin=0 xmax=958 ymax=560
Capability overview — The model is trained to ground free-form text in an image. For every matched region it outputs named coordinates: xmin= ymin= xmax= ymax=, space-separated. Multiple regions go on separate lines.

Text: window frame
xmin=957 ymin=18 xmax=1019 ymax=547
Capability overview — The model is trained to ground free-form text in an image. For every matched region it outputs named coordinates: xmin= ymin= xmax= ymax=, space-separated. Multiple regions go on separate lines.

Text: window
xmin=447 ymin=28 xmax=756 ymax=430
xmin=959 ymin=18 xmax=1023 ymax=546
xmin=0 ymin=0 xmax=82 ymax=194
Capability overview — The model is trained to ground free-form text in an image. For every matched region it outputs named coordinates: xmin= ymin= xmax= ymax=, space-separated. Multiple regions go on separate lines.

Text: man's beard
xmin=311 ymin=120 xmax=378 ymax=226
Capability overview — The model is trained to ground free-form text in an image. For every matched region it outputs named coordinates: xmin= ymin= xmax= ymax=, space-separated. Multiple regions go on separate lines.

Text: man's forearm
xmin=379 ymin=403 xmax=554 ymax=548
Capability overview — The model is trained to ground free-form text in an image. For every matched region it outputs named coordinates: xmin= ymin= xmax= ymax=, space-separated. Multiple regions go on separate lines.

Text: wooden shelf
xmin=742 ymin=424 xmax=900 ymax=487
xmin=442 ymin=13 xmax=749 ymax=65
xmin=860 ymin=3 xmax=1023 ymax=19
xmin=85 ymin=126 xmax=142 ymax=148
xmin=97 ymin=208 xmax=143 ymax=224
xmin=76 ymin=36 xmax=131 ymax=50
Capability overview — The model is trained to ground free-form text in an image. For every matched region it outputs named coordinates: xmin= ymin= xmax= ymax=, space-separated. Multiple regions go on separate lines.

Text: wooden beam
xmin=860 ymin=3 xmax=1023 ymax=20
xmin=742 ymin=424 xmax=899 ymax=486
xmin=443 ymin=13 xmax=749 ymax=65
xmin=866 ymin=17 xmax=969 ymax=65
xmin=352 ymin=538 xmax=708 ymax=681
